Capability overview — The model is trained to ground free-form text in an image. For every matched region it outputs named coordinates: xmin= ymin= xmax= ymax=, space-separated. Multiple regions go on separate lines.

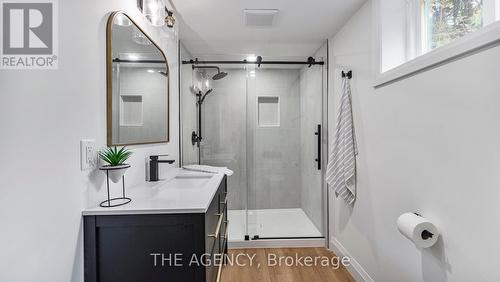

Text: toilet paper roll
xmin=397 ymin=212 xmax=439 ymax=248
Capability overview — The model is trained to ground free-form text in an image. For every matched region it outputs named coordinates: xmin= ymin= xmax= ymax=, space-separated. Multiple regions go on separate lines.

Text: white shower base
xmin=227 ymin=208 xmax=323 ymax=248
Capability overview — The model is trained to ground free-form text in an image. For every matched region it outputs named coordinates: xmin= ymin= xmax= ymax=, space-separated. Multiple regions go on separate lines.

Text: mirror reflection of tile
xmin=119 ymin=95 xmax=143 ymax=127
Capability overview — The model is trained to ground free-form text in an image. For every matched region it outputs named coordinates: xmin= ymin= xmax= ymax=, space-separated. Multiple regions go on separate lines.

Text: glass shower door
xmin=198 ymin=64 xmax=250 ymax=241
xmin=246 ymin=61 xmax=325 ymax=239
xmin=181 ymin=54 xmax=327 ymax=242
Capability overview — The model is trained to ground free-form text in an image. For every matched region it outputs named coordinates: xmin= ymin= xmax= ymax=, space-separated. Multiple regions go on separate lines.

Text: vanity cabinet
xmin=83 ymin=176 xmax=228 ymax=282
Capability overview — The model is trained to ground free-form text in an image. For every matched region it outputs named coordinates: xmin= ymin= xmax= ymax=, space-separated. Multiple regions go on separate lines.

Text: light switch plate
xmin=80 ymin=139 xmax=96 ymax=171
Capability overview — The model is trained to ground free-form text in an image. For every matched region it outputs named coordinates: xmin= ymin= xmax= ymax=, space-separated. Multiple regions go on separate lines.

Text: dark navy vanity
xmin=83 ymin=174 xmax=228 ymax=282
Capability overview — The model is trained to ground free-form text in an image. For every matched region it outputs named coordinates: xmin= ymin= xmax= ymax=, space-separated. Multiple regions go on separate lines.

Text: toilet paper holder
xmin=421 ymin=230 xmax=434 ymax=240
xmin=414 ymin=212 xmax=434 ymax=240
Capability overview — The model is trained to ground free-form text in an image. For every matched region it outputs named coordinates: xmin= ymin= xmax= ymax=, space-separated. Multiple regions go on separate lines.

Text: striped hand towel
xmin=326 ymin=76 xmax=358 ymax=205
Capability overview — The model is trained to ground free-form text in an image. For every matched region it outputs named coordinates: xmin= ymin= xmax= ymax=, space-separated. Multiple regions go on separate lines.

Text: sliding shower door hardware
xmin=191 ymin=131 xmax=200 ymax=146
xmin=315 ymin=124 xmax=321 ymax=170
xmin=182 ymin=57 xmax=324 ymax=66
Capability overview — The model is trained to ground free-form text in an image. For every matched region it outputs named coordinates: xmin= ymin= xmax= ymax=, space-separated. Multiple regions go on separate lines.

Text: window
xmin=378 ymin=0 xmax=500 ymax=80
xmin=421 ymin=0 xmax=489 ymax=52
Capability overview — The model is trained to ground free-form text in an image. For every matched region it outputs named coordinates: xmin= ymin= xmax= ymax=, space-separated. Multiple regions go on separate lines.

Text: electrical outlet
xmin=80 ymin=139 xmax=96 ymax=171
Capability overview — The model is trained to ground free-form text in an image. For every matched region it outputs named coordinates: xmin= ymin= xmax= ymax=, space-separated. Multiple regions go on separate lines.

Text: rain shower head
xmin=212 ymin=71 xmax=227 ymax=80
xmin=193 ymin=65 xmax=228 ymax=80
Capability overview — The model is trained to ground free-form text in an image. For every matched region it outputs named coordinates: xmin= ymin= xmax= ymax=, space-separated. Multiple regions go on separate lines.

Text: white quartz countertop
xmin=82 ymin=168 xmax=224 ymax=216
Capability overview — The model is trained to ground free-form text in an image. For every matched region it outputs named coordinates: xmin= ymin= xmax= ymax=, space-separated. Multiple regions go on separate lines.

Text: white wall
xmin=329 ymin=1 xmax=500 ymax=281
xmin=0 ymin=1 xmax=179 ymax=281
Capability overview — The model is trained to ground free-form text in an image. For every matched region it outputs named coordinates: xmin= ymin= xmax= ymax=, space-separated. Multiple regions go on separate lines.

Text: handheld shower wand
xmin=192 ymin=89 xmax=214 ymax=147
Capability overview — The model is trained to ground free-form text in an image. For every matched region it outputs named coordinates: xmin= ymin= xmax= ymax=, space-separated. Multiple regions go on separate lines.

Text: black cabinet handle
xmin=315 ymin=124 xmax=321 ymax=170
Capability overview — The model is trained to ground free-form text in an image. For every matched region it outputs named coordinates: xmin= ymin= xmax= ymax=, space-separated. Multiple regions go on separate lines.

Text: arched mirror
xmin=106 ymin=11 xmax=169 ymax=146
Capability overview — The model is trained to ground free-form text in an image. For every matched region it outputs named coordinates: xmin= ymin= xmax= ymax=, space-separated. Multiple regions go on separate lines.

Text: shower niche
xmin=257 ymin=96 xmax=280 ymax=127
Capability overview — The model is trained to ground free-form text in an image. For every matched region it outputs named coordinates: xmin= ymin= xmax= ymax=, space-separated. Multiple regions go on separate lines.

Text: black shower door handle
xmin=314 ymin=124 xmax=321 ymax=170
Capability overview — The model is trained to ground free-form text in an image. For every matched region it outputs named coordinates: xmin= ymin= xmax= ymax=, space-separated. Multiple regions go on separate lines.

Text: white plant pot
xmin=100 ymin=164 xmax=130 ymax=183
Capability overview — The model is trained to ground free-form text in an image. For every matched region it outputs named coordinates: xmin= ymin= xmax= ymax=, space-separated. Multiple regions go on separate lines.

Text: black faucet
xmin=149 ymin=155 xmax=175 ymax=182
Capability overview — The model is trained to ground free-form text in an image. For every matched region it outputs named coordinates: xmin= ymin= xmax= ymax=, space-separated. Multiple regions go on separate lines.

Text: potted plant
xmin=99 ymin=146 xmax=132 ymax=183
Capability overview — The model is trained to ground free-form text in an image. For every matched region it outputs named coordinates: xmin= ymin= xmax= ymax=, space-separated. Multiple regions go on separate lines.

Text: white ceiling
xmin=170 ymin=0 xmax=366 ymax=59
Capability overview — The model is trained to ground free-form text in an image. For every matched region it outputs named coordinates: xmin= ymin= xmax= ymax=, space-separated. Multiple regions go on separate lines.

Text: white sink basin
xmin=165 ymin=174 xmax=212 ymax=189
xmin=153 ymin=173 xmax=214 ymax=201
xmin=160 ymin=173 xmax=213 ymax=190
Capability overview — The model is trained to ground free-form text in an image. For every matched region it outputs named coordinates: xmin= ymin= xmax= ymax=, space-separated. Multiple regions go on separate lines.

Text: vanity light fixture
xmin=141 ymin=0 xmax=165 ymax=27
xmin=140 ymin=0 xmax=176 ymax=28
xmin=165 ymin=7 xmax=175 ymax=28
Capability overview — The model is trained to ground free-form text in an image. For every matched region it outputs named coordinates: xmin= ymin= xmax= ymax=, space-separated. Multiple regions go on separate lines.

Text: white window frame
xmin=375 ymin=0 xmax=500 ymax=87
xmin=484 ymin=0 xmax=499 ymax=25
xmin=405 ymin=0 xmax=424 ymax=61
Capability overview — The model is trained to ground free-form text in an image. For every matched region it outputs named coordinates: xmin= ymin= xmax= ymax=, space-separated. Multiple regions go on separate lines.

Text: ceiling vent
xmin=243 ymin=9 xmax=279 ymax=27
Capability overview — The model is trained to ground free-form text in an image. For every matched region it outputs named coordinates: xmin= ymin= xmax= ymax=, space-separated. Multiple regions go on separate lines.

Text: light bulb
xmin=142 ymin=0 xmax=165 ymax=27
xmin=247 ymin=55 xmax=257 ymax=61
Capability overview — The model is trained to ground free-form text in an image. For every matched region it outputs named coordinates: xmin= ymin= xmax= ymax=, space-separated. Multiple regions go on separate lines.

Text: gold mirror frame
xmin=106 ymin=11 xmax=170 ymax=146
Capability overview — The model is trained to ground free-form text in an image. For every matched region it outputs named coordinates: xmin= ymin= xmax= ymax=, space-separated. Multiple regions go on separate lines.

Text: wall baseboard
xmin=329 ymin=237 xmax=374 ymax=282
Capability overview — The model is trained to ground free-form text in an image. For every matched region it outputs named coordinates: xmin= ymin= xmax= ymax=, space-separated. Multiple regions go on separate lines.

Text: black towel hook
xmin=341 ymin=70 xmax=352 ymax=79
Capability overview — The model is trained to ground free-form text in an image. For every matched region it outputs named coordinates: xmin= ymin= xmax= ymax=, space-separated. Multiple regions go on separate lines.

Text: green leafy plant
xmin=99 ymin=146 xmax=132 ymax=166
